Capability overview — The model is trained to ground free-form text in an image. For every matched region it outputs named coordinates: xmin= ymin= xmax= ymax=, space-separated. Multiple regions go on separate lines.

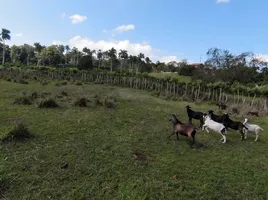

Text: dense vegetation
xmin=1 ymin=28 xmax=268 ymax=85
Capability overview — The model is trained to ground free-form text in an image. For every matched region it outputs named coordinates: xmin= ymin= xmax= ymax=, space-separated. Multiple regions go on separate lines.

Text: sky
xmin=1 ymin=0 xmax=268 ymax=63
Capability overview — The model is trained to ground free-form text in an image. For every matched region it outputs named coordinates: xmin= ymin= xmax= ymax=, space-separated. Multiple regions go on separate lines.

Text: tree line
xmin=1 ymin=28 xmax=268 ymax=85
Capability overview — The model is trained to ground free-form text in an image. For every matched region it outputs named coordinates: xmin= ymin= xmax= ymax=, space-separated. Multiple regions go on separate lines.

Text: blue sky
xmin=1 ymin=0 xmax=268 ymax=63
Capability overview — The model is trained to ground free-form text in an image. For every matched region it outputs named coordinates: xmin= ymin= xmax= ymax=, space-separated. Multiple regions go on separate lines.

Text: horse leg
xmin=167 ymin=131 xmax=175 ymax=139
xmin=255 ymin=130 xmax=260 ymax=142
xmin=190 ymin=130 xmax=196 ymax=147
xmin=239 ymin=128 xmax=245 ymax=141
xmin=244 ymin=129 xmax=248 ymax=140
xmin=188 ymin=117 xmax=192 ymax=124
xmin=176 ymin=132 xmax=179 ymax=140
xmin=199 ymin=118 xmax=204 ymax=128
xmin=220 ymin=128 xmax=227 ymax=143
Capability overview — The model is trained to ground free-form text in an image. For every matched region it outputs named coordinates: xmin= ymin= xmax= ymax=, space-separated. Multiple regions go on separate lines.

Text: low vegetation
xmin=38 ymin=98 xmax=59 ymax=108
xmin=0 ymin=80 xmax=268 ymax=199
xmin=2 ymin=122 xmax=32 ymax=142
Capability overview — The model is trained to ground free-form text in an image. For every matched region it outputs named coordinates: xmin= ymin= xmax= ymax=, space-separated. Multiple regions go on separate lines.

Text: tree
xmin=97 ymin=49 xmax=103 ymax=69
xmin=77 ymin=55 xmax=93 ymax=70
xmin=118 ymin=50 xmax=128 ymax=72
xmin=82 ymin=47 xmax=95 ymax=56
xmin=65 ymin=45 xmax=70 ymax=64
xmin=107 ymin=47 xmax=117 ymax=72
xmin=22 ymin=44 xmax=35 ymax=65
xmin=39 ymin=45 xmax=62 ymax=66
xmin=137 ymin=53 xmax=145 ymax=73
xmin=34 ymin=42 xmax=45 ymax=54
xmin=1 ymin=28 xmax=11 ymax=65
xmin=10 ymin=45 xmax=21 ymax=64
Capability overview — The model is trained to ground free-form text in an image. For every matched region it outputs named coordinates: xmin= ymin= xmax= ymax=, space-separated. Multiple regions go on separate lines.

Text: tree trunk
xmin=2 ymin=41 xmax=5 ymax=65
xmin=110 ymin=59 xmax=113 ymax=72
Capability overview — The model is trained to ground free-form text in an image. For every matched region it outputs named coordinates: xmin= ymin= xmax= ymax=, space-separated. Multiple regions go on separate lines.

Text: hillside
xmin=0 ymin=80 xmax=268 ymax=199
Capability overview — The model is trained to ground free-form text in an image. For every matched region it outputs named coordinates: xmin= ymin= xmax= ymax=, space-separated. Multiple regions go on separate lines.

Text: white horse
xmin=202 ymin=114 xmax=227 ymax=143
xmin=243 ymin=118 xmax=263 ymax=141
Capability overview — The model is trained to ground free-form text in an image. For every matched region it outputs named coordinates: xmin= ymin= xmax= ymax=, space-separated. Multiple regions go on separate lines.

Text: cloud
xmin=69 ymin=14 xmax=87 ymax=24
xmin=114 ymin=24 xmax=135 ymax=33
xmin=159 ymin=56 xmax=181 ymax=63
xmin=69 ymin=36 xmax=155 ymax=58
xmin=253 ymin=54 xmax=268 ymax=62
xmin=216 ymin=0 xmax=230 ymax=3
xmin=15 ymin=33 xmax=23 ymax=37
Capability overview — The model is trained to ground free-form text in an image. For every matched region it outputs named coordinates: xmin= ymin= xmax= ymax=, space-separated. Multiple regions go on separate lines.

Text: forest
xmin=1 ymin=28 xmax=268 ymax=88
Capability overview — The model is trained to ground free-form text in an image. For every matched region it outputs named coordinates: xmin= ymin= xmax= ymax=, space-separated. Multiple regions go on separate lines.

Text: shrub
xmin=38 ymin=98 xmax=59 ymax=108
xmin=41 ymin=80 xmax=49 ymax=86
xmin=2 ymin=122 xmax=32 ymax=142
xmin=93 ymin=98 xmax=103 ymax=106
xmin=13 ymin=96 xmax=32 ymax=105
xmin=61 ymin=91 xmax=68 ymax=96
xmin=75 ymin=81 xmax=83 ymax=86
xmin=17 ymin=79 xmax=29 ymax=84
xmin=104 ymin=99 xmax=115 ymax=108
xmin=31 ymin=91 xmax=39 ymax=99
xmin=77 ymin=55 xmax=94 ymax=70
xmin=74 ymin=97 xmax=88 ymax=107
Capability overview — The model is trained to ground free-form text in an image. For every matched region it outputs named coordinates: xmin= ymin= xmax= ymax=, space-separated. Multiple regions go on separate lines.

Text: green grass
xmin=149 ymin=72 xmax=192 ymax=83
xmin=0 ymin=80 xmax=268 ymax=199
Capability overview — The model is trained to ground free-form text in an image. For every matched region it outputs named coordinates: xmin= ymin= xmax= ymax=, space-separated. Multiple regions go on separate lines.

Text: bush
xmin=38 ymin=98 xmax=59 ymax=108
xmin=104 ymin=99 xmax=115 ymax=108
xmin=75 ymin=81 xmax=83 ymax=86
xmin=93 ymin=98 xmax=103 ymax=106
xmin=78 ymin=55 xmax=94 ymax=70
xmin=17 ymin=79 xmax=29 ymax=84
xmin=74 ymin=97 xmax=88 ymax=107
xmin=13 ymin=96 xmax=32 ymax=105
xmin=2 ymin=122 xmax=32 ymax=142
xmin=61 ymin=91 xmax=68 ymax=96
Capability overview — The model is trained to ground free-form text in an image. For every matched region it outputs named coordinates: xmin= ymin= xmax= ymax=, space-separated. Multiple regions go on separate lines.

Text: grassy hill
xmin=0 ymin=80 xmax=268 ymax=199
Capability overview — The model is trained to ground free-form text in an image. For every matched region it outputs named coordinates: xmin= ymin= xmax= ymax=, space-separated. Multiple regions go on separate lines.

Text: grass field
xmin=148 ymin=73 xmax=192 ymax=83
xmin=0 ymin=79 xmax=268 ymax=200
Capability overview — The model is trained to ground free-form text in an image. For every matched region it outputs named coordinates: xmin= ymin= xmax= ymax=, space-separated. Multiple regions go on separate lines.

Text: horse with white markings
xmin=202 ymin=114 xmax=227 ymax=143
xmin=243 ymin=118 xmax=264 ymax=141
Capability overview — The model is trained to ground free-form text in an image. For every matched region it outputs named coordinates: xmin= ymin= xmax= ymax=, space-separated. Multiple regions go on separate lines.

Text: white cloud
xmin=159 ymin=56 xmax=181 ymax=63
xmin=15 ymin=33 xmax=23 ymax=37
xmin=216 ymin=0 xmax=230 ymax=3
xmin=69 ymin=36 xmax=155 ymax=58
xmin=253 ymin=54 xmax=268 ymax=62
xmin=69 ymin=14 xmax=87 ymax=24
xmin=114 ymin=24 xmax=135 ymax=33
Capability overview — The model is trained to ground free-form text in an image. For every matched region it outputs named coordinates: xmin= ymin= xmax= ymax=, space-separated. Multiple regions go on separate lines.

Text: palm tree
xmin=107 ymin=47 xmax=117 ymax=72
xmin=145 ymin=57 xmax=151 ymax=64
xmin=1 ymin=28 xmax=11 ymax=65
xmin=118 ymin=50 xmax=128 ymax=72
xmin=137 ymin=53 xmax=145 ymax=73
xmin=82 ymin=47 xmax=95 ymax=56
xmin=97 ymin=49 xmax=103 ymax=69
